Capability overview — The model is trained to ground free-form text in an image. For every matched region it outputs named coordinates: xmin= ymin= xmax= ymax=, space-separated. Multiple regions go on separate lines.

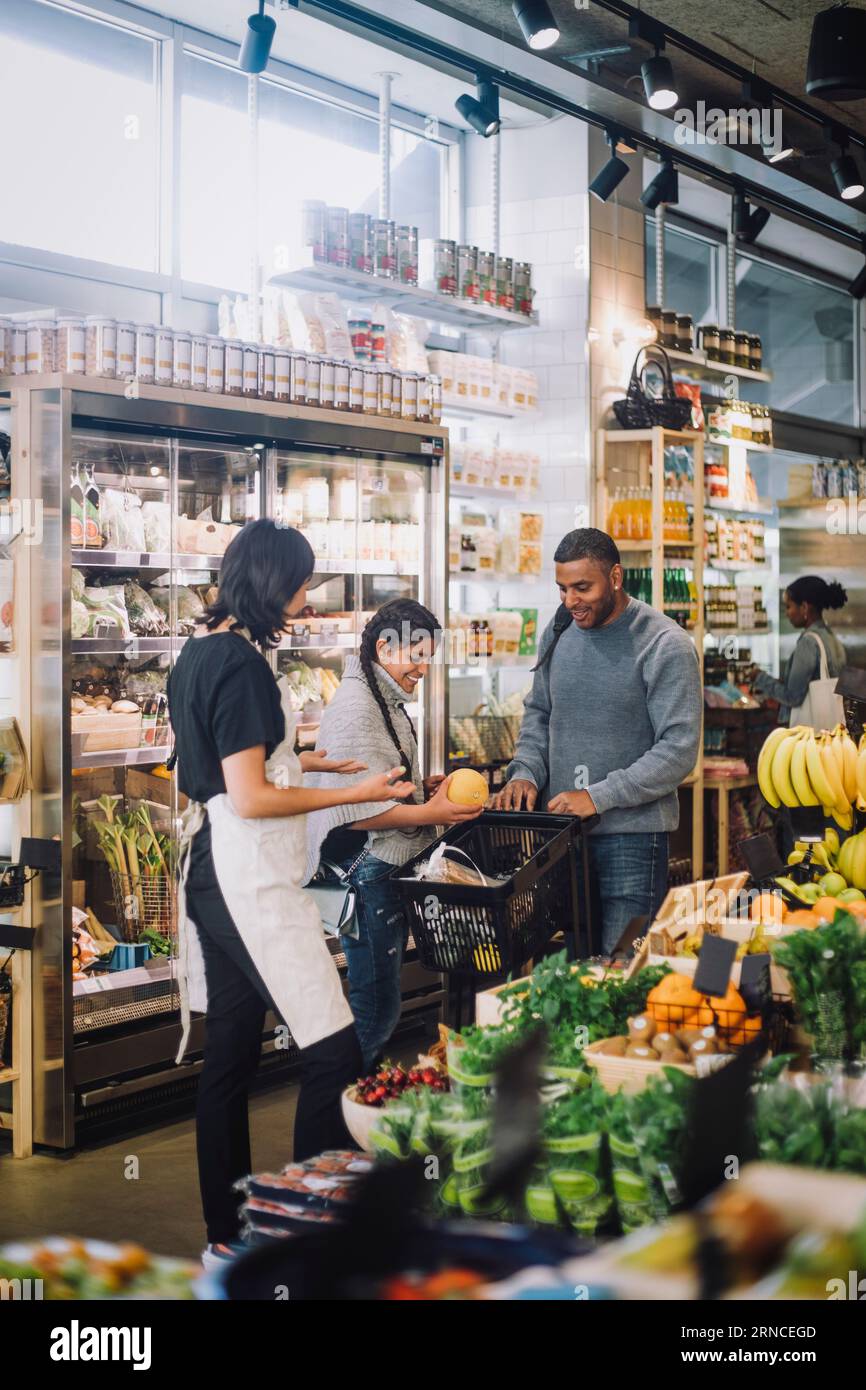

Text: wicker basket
xmin=110 ymin=870 xmax=174 ymax=944
xmin=584 ymin=1039 xmax=697 ymax=1095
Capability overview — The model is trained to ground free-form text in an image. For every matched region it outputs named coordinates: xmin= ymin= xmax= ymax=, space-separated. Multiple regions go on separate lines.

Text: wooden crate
xmin=631 ymin=915 xmax=793 ymax=998
xmin=583 ymin=1038 xmax=698 ymax=1094
xmin=653 ymin=871 xmax=750 ymax=927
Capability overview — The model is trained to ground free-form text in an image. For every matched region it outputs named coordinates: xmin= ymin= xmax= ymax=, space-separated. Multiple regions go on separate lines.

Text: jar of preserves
xmin=735 ymin=331 xmax=751 ymax=370
xmin=429 ymin=373 xmax=443 ymax=424
xmin=646 ymin=306 xmax=663 ymax=344
xmin=242 ymin=342 xmax=260 ymax=397
xmin=306 ymin=354 xmax=322 ymax=407
xmin=397 ymin=225 xmax=418 ymax=285
xmin=135 ymin=324 xmax=156 ymax=384
xmin=514 ymin=261 xmax=533 ymax=317
xmin=0 ymin=317 xmax=11 ymax=374
xmin=303 ymin=200 xmax=327 ymax=262
xmin=191 ymin=335 xmax=208 ymax=390
xmin=55 ymin=317 xmax=86 ymax=374
xmin=390 ymin=370 xmax=402 ymax=419
xmin=9 ymin=324 xmax=26 ymax=375
xmin=259 ymin=347 xmax=275 ymax=400
xmin=348 ymin=212 xmax=373 ymax=274
xmin=496 ymin=256 xmax=514 ymax=312
xmin=155 ymin=327 xmax=174 ymax=386
xmin=334 ymin=359 xmax=350 ymax=411
xmin=719 ymin=327 xmax=736 ymax=365
xmin=477 ymin=250 xmax=496 ymax=306
xmin=363 ymin=365 xmax=380 ymax=415
xmin=326 ymin=207 xmax=350 ymax=268
xmin=224 ymin=340 xmax=244 ymax=396
xmin=458 ymin=244 xmax=479 ymax=301
xmin=416 ymin=374 xmax=431 ymax=423
xmin=349 ymin=364 xmax=364 ymax=413
xmin=401 ymin=373 xmax=419 ymax=421
xmin=676 ymin=314 xmax=694 ymax=352
xmin=112 ymin=320 xmax=134 ymax=380
xmin=699 ymin=323 xmax=720 ymax=360
xmin=661 ymin=308 xmax=678 ymax=349
xmin=85 ymin=317 xmax=117 ymax=378
xmin=25 ymin=319 xmax=56 ymax=374
xmin=274 ymin=349 xmax=292 ymax=402
xmin=173 ymin=332 xmax=192 ymax=388
xmin=749 ymin=334 xmax=763 ymax=371
xmin=433 ymin=239 xmax=457 ymax=296
xmin=320 ymin=357 xmax=336 ymax=409
xmin=290 ymin=351 xmax=307 ymax=405
xmin=205 ymin=335 xmax=226 ymax=393
xmin=373 ymin=219 xmax=397 ymax=278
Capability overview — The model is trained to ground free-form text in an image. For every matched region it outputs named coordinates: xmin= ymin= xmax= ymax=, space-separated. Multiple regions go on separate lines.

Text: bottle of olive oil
xmin=70 ymin=462 xmax=85 ymax=548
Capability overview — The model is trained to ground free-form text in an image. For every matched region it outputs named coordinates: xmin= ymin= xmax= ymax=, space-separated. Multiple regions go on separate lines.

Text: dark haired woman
xmin=305 ymin=599 xmax=483 ymax=1070
xmin=167 ymin=520 xmax=415 ymax=1268
xmin=754 ymin=576 xmax=848 ymax=725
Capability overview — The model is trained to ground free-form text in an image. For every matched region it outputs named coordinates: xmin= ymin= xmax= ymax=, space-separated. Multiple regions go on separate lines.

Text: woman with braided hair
xmin=305 ymin=599 xmax=483 ymax=1069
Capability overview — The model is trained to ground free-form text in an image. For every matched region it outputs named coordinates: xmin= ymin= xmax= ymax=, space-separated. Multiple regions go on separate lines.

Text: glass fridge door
xmin=271 ymin=448 xmax=437 ymax=767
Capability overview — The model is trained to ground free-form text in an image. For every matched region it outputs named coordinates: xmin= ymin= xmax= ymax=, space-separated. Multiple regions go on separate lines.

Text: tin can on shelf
xmin=134 ymin=324 xmax=156 ymax=383
xmin=155 ymin=327 xmax=174 ymax=386
xmin=303 ymin=200 xmax=327 ymax=262
xmin=55 ymin=317 xmax=86 ymax=374
xmin=259 ymin=347 xmax=275 ymax=400
xmin=334 ymin=359 xmax=350 ymax=411
xmin=326 ymin=207 xmax=350 ymax=269
xmin=115 ymin=321 xmax=136 ymax=379
xmin=242 ymin=342 xmax=260 ymax=397
xmin=477 ymin=250 xmax=496 ymax=306
xmin=9 ymin=324 xmax=26 ymax=375
xmin=514 ymin=262 xmax=533 ymax=317
xmin=349 ymin=316 xmax=372 ymax=361
xmin=172 ymin=332 xmax=192 ymax=388
xmin=373 ymin=219 xmax=397 ymax=278
xmin=224 ymin=340 xmax=244 ymax=396
xmin=397 ymin=225 xmax=419 ymax=285
xmin=349 ymin=363 xmax=364 ymax=413
xmin=735 ymin=331 xmax=751 ymax=370
xmin=306 ymin=354 xmax=322 ymax=407
xmin=458 ymin=244 xmax=479 ymax=301
xmin=85 ymin=317 xmax=117 ymax=378
xmin=495 ymin=255 xmax=514 ymax=312
xmin=348 ymin=212 xmax=373 ymax=274
xmin=291 ymin=351 xmax=307 ymax=404
xmin=363 ymin=365 xmax=380 ymax=415
xmin=433 ymin=239 xmax=457 ymax=296
xmin=274 ymin=349 xmax=292 ymax=402
xmin=205 ymin=335 xmax=226 ymax=394
xmin=371 ymin=322 xmax=387 ymax=363
xmin=320 ymin=357 xmax=336 ymax=409
xmin=191 ymin=335 xmax=208 ymax=390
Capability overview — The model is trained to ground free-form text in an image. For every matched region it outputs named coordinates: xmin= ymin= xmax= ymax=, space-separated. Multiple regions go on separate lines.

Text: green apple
xmin=797 ymin=883 xmax=821 ymax=904
xmin=838 ymin=887 xmax=866 ymax=904
xmin=819 ymin=872 xmax=848 ymax=898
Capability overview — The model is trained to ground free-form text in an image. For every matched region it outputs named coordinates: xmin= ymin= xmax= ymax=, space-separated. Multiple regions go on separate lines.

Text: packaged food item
xmin=151 ymin=584 xmax=204 ymax=634
xmin=9 ymin=324 xmax=26 ymax=376
xmin=100 ymin=488 xmax=146 ymax=552
xmin=458 ymin=244 xmax=479 ymax=302
xmin=320 ymin=357 xmax=336 ymax=409
xmin=397 ymin=225 xmax=418 ymax=285
xmin=80 ymin=583 xmax=132 ymax=637
xmin=242 ymin=342 xmax=259 ymax=397
xmin=274 ymin=349 xmax=291 ymax=402
xmin=334 ymin=359 xmax=350 ymax=411
xmin=0 ymin=317 xmax=12 ymax=374
xmin=175 ymin=513 xmax=240 ymax=556
xmin=401 ymin=373 xmax=419 ymax=421
xmin=348 ymin=213 xmax=373 ymax=274
xmin=429 ymin=374 xmax=442 ymax=424
xmin=173 ymin=333 xmax=193 ymax=388
xmin=373 ymin=218 xmax=397 ymax=278
xmin=349 ymin=364 xmax=364 ymax=413
xmin=134 ymin=324 xmax=155 ymax=384
xmin=477 ymin=249 xmax=496 ymax=306
xmin=326 ymin=206 xmax=350 ymax=268
xmin=514 ymin=261 xmax=534 ymax=316
xmin=140 ymin=500 xmax=171 ymax=554
xmin=123 ymin=581 xmax=169 ymax=636
xmin=312 ymin=294 xmax=354 ymax=360
xmin=363 ymin=365 xmax=379 ymax=416
xmin=290 ymin=351 xmax=307 ymax=404
xmin=496 ymin=256 xmax=514 ymax=312
xmin=55 ymin=316 xmax=86 ymax=374
xmin=154 ymin=328 xmax=174 ymax=386
xmin=115 ymin=321 xmax=136 ymax=379
xmin=305 ymin=355 xmax=322 ymax=407
xmin=190 ymin=334 xmax=208 ymax=390
xmin=205 ymin=336 xmax=225 ymax=393
xmin=224 ymin=340 xmax=244 ymax=396
xmin=302 ymin=199 xmax=327 ymax=262
xmin=433 ymin=238 xmax=457 ymax=296
xmin=390 ymin=371 xmax=402 ymax=419
xmin=349 ymin=315 xmax=373 ymax=362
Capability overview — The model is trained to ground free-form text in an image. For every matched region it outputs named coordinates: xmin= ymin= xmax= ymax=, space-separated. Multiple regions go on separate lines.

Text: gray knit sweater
xmin=304 ymin=656 xmax=437 ymax=883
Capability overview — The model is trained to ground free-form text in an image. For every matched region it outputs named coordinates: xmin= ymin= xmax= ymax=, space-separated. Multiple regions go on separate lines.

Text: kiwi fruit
xmin=627 ymin=1013 xmax=657 ymax=1044
xmin=677 ymin=1027 xmax=705 ymax=1048
xmin=651 ymin=1031 xmax=677 ymax=1055
xmin=625 ymin=1044 xmax=657 ymax=1061
xmin=595 ymin=1035 xmax=629 ymax=1057
xmin=688 ymin=1038 xmax=718 ymax=1061
xmin=658 ymin=1039 xmax=688 ymax=1061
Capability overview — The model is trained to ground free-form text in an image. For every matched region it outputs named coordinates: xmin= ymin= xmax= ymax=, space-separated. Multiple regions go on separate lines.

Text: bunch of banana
xmin=757 ymin=724 xmax=860 ymax=828
xmin=858 ymin=733 xmax=866 ymax=810
xmin=836 ymin=828 xmax=866 ymax=891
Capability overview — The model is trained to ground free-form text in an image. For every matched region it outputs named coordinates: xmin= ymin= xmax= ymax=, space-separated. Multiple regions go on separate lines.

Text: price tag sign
xmin=736 ymin=832 xmax=784 ymax=882
xmin=739 ymin=952 xmax=772 ymax=1013
xmin=693 ymin=932 xmax=737 ymax=998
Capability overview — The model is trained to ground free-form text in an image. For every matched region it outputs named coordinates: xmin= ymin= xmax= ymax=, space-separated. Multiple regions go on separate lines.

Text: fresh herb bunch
xmin=773 ymin=913 xmax=866 ymax=1060
xmin=449 ymin=1022 xmax=525 ymax=1077
xmin=543 ymin=1080 xmax=606 ymax=1139
xmin=753 ymin=1074 xmax=866 ymax=1175
xmin=501 ymin=950 xmax=670 ymax=1047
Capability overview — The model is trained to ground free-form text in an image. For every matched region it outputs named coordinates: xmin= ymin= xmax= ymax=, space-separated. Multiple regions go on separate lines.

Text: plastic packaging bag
xmin=81 ymin=583 xmax=131 ymax=637
xmin=100 ymin=488 xmax=146 ymax=552
xmin=141 ymin=501 xmax=170 ymax=554
xmin=151 ymin=584 xmax=203 ymax=634
xmin=124 ymin=581 xmax=169 ymax=636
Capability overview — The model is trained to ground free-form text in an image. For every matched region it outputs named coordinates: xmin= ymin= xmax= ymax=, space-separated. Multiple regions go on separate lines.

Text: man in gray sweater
xmin=491 ymin=528 xmax=702 ymax=953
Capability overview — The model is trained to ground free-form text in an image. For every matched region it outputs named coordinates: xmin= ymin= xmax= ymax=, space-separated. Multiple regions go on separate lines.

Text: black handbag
xmin=613 ymin=345 xmax=693 ymax=431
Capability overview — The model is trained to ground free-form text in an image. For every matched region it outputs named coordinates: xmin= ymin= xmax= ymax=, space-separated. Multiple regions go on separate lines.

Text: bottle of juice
xmin=687 ymin=575 xmax=699 ymax=630
xmin=608 ymin=488 xmax=623 ymax=538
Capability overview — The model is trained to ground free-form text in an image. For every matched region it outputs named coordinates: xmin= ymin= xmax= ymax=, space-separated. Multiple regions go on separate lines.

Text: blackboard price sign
xmin=693 ymin=932 xmax=737 ymax=998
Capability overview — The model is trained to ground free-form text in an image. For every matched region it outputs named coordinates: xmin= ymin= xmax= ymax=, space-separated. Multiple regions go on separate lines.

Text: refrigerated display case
xmin=2 ymin=375 xmax=447 ymax=1148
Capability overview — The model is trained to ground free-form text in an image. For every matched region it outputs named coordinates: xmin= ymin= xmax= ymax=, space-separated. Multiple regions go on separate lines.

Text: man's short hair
xmin=554 ymin=527 xmax=621 ymax=572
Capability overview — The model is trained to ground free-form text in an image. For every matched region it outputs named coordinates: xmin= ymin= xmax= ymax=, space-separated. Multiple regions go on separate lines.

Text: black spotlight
xmin=832 ymin=151 xmax=865 ymax=202
xmin=512 ymin=0 xmax=560 ymax=51
xmin=806 ymin=5 xmax=866 ymax=102
xmin=640 ymin=160 xmax=678 ymax=211
xmin=589 ymin=133 xmax=630 ymax=202
xmin=732 ymin=190 xmax=771 ymax=245
xmin=239 ymin=0 xmax=276 ymax=74
xmin=641 ymin=50 xmax=678 ymax=111
xmin=455 ymin=79 xmax=500 ymax=137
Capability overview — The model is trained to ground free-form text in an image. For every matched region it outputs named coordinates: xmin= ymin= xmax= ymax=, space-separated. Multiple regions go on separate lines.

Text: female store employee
xmin=753 ymin=575 xmax=848 ymax=723
xmin=167 ymin=519 xmax=414 ymax=1268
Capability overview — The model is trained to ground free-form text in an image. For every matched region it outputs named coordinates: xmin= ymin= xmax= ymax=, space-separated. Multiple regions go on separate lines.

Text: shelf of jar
xmin=72 ymin=746 xmax=170 ymax=771
xmin=704 ymin=560 xmax=767 ymax=572
xmin=71 ymin=637 xmax=188 ymax=655
xmin=663 ymin=348 xmax=772 ymax=383
xmin=275 ymin=633 xmax=358 ymax=651
xmin=617 ymin=539 xmax=700 ymax=552
xmin=269 ymin=261 xmax=538 ymax=334
xmin=71 ymin=549 xmax=225 ymax=571
xmin=442 ymin=398 xmax=530 ymax=421
xmin=603 ymin=428 xmax=704 ymax=444
xmin=450 ymin=483 xmax=533 ymax=504
xmin=705 ymin=628 xmax=772 ymax=638
xmin=707 ymin=438 xmax=774 ymax=454
xmin=313 ymin=560 xmax=421 ymax=577
xmin=706 ymin=498 xmax=775 ymax=516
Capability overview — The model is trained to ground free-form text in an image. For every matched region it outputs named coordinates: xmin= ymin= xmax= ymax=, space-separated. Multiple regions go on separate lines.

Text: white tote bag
xmin=789 ymin=631 xmax=844 ymax=731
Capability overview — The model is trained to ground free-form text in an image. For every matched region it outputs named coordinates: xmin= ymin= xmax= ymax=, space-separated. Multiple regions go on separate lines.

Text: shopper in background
xmin=753 ymin=576 xmax=848 ymax=726
xmin=490 ymin=528 xmax=702 ymax=955
xmin=305 ymin=599 xmax=482 ymax=1070
xmin=167 ymin=520 xmax=415 ymax=1270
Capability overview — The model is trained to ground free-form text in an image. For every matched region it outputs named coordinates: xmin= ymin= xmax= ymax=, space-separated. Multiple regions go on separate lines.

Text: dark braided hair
xmin=359 ymin=599 xmax=441 ymax=763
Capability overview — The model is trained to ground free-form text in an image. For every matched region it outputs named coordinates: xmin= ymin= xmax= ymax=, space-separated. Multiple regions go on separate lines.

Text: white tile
xmin=501 ymin=199 xmax=535 ymax=235
xmin=547 ymin=363 xmax=580 ymax=399
xmin=562 ymin=193 xmax=588 ymax=231
xmin=533 ymin=195 xmax=565 ymax=231
xmin=547 ymin=228 xmax=582 ymax=264
xmin=531 ymin=330 xmax=565 ymax=366
xmin=531 ymin=265 xmax=558 ymax=299
xmin=562 ymin=329 xmax=586 ymax=364
xmin=542 ymin=295 xmax=584 ymax=330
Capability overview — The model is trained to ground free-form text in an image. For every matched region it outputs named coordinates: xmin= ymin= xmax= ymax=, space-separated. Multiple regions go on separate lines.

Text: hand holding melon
xmin=428 ymin=768 xmax=488 ymax=823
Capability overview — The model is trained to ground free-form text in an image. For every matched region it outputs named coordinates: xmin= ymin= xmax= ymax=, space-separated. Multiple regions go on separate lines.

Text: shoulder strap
xmin=805 ymin=630 xmax=830 ymax=680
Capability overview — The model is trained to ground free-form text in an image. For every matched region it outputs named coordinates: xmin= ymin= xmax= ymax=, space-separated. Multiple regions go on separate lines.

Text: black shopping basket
xmin=391 ymin=812 xmax=596 ymax=982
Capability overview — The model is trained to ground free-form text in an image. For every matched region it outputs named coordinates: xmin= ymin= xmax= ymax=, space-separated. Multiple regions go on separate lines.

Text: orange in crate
xmin=646 ymin=973 xmax=708 ymax=1029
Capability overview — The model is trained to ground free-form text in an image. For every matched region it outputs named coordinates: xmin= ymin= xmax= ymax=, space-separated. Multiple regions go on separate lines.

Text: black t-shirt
xmin=167 ymin=631 xmax=285 ymax=804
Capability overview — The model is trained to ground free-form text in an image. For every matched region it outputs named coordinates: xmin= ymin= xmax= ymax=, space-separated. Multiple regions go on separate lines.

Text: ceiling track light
xmin=455 ymin=77 xmax=501 ymax=138
xmin=629 ymin=15 xmax=679 ymax=112
xmin=732 ymin=188 xmax=770 ymax=244
xmin=512 ymin=0 xmax=560 ymax=52
xmin=589 ymin=131 xmax=630 ymax=203
xmin=239 ymin=0 xmax=277 ymax=74
xmin=807 ymin=4 xmax=866 ymax=102
xmin=829 ymin=128 xmax=865 ymax=202
xmin=640 ymin=159 xmax=678 ymax=211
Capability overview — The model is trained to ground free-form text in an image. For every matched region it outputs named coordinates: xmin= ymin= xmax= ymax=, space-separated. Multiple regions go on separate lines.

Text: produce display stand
xmin=703 ymin=772 xmax=757 ymax=875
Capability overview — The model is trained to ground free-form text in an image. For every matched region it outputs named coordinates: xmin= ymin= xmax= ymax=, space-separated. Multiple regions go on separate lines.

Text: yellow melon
xmin=447 ymin=768 xmax=489 ymax=806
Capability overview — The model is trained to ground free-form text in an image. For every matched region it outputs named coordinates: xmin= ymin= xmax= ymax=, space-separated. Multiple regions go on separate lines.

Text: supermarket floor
xmin=1 ymin=1082 xmax=302 ymax=1260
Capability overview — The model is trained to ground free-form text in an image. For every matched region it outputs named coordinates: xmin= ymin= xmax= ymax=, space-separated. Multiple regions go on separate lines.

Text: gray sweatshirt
xmin=304 ymin=656 xmax=437 ymax=882
xmin=506 ymin=597 xmax=702 ymax=835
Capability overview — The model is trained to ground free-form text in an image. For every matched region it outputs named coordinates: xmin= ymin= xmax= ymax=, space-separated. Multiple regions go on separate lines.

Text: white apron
xmin=174 ymin=667 xmax=353 ymax=1063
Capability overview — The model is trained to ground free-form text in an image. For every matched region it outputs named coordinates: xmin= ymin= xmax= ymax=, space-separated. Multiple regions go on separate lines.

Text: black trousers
xmin=185 ymin=828 xmax=362 ymax=1244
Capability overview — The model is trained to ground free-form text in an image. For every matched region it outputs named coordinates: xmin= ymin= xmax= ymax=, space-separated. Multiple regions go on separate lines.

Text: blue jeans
xmin=580 ymin=832 xmax=669 ymax=955
xmin=339 ymin=851 xmax=408 ymax=1072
